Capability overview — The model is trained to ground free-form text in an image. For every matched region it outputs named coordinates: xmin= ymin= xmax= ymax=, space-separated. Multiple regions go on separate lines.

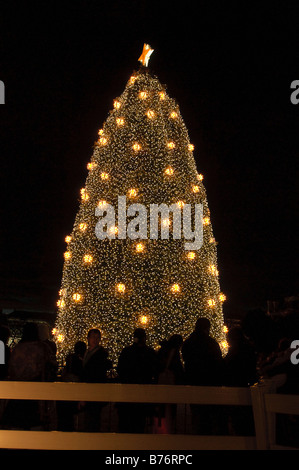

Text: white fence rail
xmin=0 ymin=378 xmax=298 ymax=450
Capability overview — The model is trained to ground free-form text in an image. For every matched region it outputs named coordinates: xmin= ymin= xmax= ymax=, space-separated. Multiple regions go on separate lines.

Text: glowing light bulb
xmin=208 ymin=299 xmax=216 ymax=307
xmin=187 ymin=252 xmax=196 ymax=260
xmin=203 ymin=217 xmax=210 ymax=225
xmin=116 ymin=283 xmax=126 ymax=294
xmin=57 ymin=334 xmax=64 ymax=343
xmin=208 ymin=265 xmax=219 ymax=275
xmin=223 ymin=325 xmax=229 ymax=334
xmin=139 ymin=315 xmax=148 ymax=325
xmin=57 ymin=299 xmax=65 ymax=308
xmin=98 ymin=136 xmax=108 ymax=146
xmin=72 ymin=293 xmax=82 ymax=302
xmin=219 ymin=293 xmax=227 ymax=302
xmin=170 ymin=111 xmax=178 ymax=119
xmin=159 ymin=91 xmax=165 ymax=100
xmin=192 ymin=185 xmax=200 ymax=193
xmin=100 ymin=172 xmax=109 ymax=180
xmin=87 ymin=162 xmax=97 ymax=170
xmin=98 ymin=129 xmax=104 ymax=136
xmin=167 ymin=141 xmax=175 ymax=149
xmin=165 ymin=167 xmax=174 ymax=176
xmin=79 ymin=223 xmax=87 ymax=232
xmin=128 ymin=188 xmax=138 ymax=198
xmin=52 ymin=328 xmax=57 ymax=336
xmin=113 ymin=99 xmax=121 ymax=109
xmin=139 ymin=91 xmax=147 ymax=99
xmin=65 ymin=235 xmax=72 ymax=243
xmin=177 ymin=200 xmax=185 ymax=208
xmin=171 ymin=283 xmax=180 ymax=293
xmin=116 ymin=117 xmax=125 ymax=126
xmin=136 ymin=242 xmax=145 ymax=253
xmin=129 ymin=75 xmax=137 ymax=84
xmin=98 ymin=200 xmax=108 ymax=209
xmin=80 ymin=188 xmax=89 ymax=201
xmin=133 ymin=142 xmax=141 ymax=152
xmin=162 ymin=218 xmax=170 ymax=227
xmin=64 ymin=251 xmax=71 ymax=260
xmin=83 ymin=254 xmax=93 ymax=264
xmin=188 ymin=144 xmax=194 ymax=151
xmin=109 ymin=226 xmax=118 ymax=235
xmin=146 ymin=110 xmax=155 ymax=119
xmin=197 ymin=173 xmax=204 ymax=181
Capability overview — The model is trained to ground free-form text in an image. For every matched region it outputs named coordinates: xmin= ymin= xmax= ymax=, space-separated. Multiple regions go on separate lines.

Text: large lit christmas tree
xmin=54 ymin=45 xmax=228 ymax=364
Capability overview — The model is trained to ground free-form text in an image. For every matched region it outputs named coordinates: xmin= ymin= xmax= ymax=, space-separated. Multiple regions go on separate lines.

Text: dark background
xmin=0 ymin=1 xmax=298 ymax=321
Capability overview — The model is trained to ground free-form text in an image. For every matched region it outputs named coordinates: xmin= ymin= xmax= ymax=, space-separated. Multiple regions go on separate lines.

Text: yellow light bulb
xmin=219 ymin=293 xmax=227 ymax=302
xmin=98 ymin=200 xmax=108 ymax=209
xmin=223 ymin=325 xmax=229 ymax=334
xmin=87 ymin=162 xmax=97 ymax=170
xmin=57 ymin=299 xmax=65 ymax=308
xmin=116 ymin=117 xmax=125 ymax=126
xmin=64 ymin=251 xmax=71 ymax=260
xmin=188 ymin=144 xmax=194 ymax=151
xmin=171 ymin=283 xmax=180 ymax=293
xmin=117 ymin=283 xmax=126 ymax=293
xmin=208 ymin=299 xmax=216 ymax=307
xmin=170 ymin=111 xmax=178 ymax=119
xmin=72 ymin=293 xmax=82 ymax=302
xmin=159 ymin=91 xmax=165 ymax=100
xmin=83 ymin=254 xmax=93 ymax=264
xmin=197 ymin=173 xmax=204 ymax=181
xmin=79 ymin=223 xmax=87 ymax=232
xmin=98 ymin=129 xmax=104 ymax=135
xmin=192 ymin=185 xmax=200 ymax=193
xmin=133 ymin=142 xmax=141 ymax=152
xmin=52 ymin=328 xmax=57 ymax=336
xmin=57 ymin=334 xmax=64 ymax=343
xmin=165 ymin=167 xmax=174 ymax=176
xmin=128 ymin=188 xmax=138 ymax=198
xmin=203 ymin=217 xmax=210 ymax=225
xmin=113 ymin=99 xmax=121 ymax=109
xmin=146 ymin=110 xmax=155 ymax=119
xmin=177 ymin=200 xmax=184 ymax=208
xmin=65 ymin=235 xmax=72 ymax=243
xmin=187 ymin=251 xmax=196 ymax=260
xmin=129 ymin=75 xmax=137 ymax=84
xmin=140 ymin=315 xmax=148 ymax=325
xmin=139 ymin=91 xmax=147 ymax=99
xmin=136 ymin=242 xmax=145 ymax=253
xmin=100 ymin=172 xmax=109 ymax=180
xmin=98 ymin=136 xmax=108 ymax=146
xmin=167 ymin=141 xmax=175 ymax=149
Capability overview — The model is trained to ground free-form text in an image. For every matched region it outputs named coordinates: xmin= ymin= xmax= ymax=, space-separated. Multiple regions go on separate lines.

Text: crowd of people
xmin=0 ymin=310 xmax=298 ymax=437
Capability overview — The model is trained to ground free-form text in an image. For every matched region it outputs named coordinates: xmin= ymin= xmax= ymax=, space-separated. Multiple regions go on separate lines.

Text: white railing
xmin=0 ymin=377 xmax=298 ymax=450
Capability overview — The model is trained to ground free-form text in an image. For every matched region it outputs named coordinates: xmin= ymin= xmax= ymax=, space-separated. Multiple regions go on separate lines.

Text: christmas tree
xmin=54 ymin=45 xmax=228 ymax=364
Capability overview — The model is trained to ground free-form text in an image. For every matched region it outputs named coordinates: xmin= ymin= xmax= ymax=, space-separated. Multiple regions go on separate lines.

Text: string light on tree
xmin=54 ymin=44 xmax=227 ymax=363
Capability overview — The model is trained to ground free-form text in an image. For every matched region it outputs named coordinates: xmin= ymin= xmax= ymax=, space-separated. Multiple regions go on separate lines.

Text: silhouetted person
xmin=2 ymin=322 xmax=53 ymax=430
xmin=0 ymin=325 xmax=11 ymax=380
xmin=38 ymin=323 xmax=58 ymax=381
xmin=155 ymin=334 xmax=184 ymax=433
xmin=58 ymin=341 xmax=87 ymax=431
xmin=117 ymin=328 xmax=158 ymax=433
xmin=223 ymin=327 xmax=258 ymax=435
xmin=182 ymin=317 xmax=225 ymax=435
xmin=80 ymin=329 xmax=112 ymax=432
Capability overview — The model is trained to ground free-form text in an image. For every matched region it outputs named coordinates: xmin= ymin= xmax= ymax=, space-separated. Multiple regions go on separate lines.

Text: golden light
xmin=223 ymin=325 xmax=229 ymax=334
xmin=159 ymin=91 xmax=166 ymax=100
xmin=98 ymin=200 xmax=108 ymax=209
xmin=116 ymin=117 xmax=125 ymax=126
xmin=83 ymin=254 xmax=93 ymax=264
xmin=98 ymin=136 xmax=108 ymax=146
xmin=208 ymin=299 xmax=216 ymax=307
xmin=139 ymin=91 xmax=148 ymax=99
xmin=135 ymin=242 xmax=145 ymax=253
xmin=133 ymin=142 xmax=141 ymax=152
xmin=170 ymin=111 xmax=178 ymax=119
xmin=116 ymin=283 xmax=126 ymax=294
xmin=57 ymin=299 xmax=65 ymax=308
xmin=72 ymin=293 xmax=82 ymax=302
xmin=187 ymin=251 xmax=196 ymax=260
xmin=129 ymin=75 xmax=137 ymax=84
xmin=109 ymin=226 xmax=118 ymax=235
xmin=79 ymin=222 xmax=87 ymax=232
xmin=208 ymin=264 xmax=219 ymax=275
xmin=219 ymin=293 xmax=227 ymax=302
xmin=52 ymin=328 xmax=57 ymax=336
xmin=192 ymin=185 xmax=200 ymax=193
xmin=80 ymin=188 xmax=89 ymax=201
xmin=203 ymin=217 xmax=210 ymax=225
xmin=87 ymin=162 xmax=97 ymax=170
xmin=188 ymin=144 xmax=194 ymax=151
xmin=113 ymin=99 xmax=121 ymax=109
xmin=139 ymin=315 xmax=148 ymax=325
xmin=197 ymin=173 xmax=204 ymax=181
xmin=177 ymin=200 xmax=185 ymax=208
xmin=209 ymin=237 xmax=216 ymax=244
xmin=162 ymin=218 xmax=170 ymax=227
xmin=98 ymin=129 xmax=104 ymax=135
xmin=100 ymin=172 xmax=109 ymax=180
xmin=146 ymin=109 xmax=155 ymax=119
xmin=128 ymin=188 xmax=138 ymax=198
xmin=171 ymin=283 xmax=181 ymax=293
xmin=65 ymin=235 xmax=72 ymax=243
xmin=57 ymin=334 xmax=64 ymax=343
xmin=221 ymin=340 xmax=229 ymax=350
xmin=64 ymin=251 xmax=71 ymax=260
xmin=165 ymin=167 xmax=174 ymax=176
xmin=167 ymin=141 xmax=175 ymax=149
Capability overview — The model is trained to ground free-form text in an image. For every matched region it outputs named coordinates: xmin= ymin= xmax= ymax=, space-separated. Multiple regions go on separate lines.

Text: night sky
xmin=0 ymin=1 xmax=298 ymax=321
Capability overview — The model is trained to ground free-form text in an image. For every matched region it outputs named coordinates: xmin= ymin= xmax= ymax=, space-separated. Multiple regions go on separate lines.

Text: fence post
xmin=250 ymin=375 xmax=286 ymax=450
